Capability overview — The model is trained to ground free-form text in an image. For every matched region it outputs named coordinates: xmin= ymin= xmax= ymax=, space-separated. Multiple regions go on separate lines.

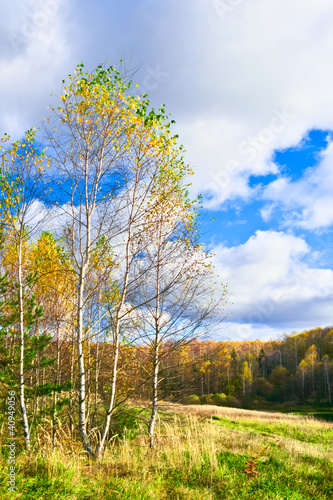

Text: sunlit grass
xmin=1 ymin=404 xmax=333 ymax=499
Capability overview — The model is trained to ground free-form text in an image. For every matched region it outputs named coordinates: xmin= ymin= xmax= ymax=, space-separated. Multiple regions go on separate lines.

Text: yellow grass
xmin=160 ymin=401 xmax=324 ymax=422
xmin=2 ymin=403 xmax=333 ymax=499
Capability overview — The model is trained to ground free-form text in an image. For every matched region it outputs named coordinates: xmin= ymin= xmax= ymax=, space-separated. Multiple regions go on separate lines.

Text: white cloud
xmin=2 ymin=0 xmax=333 ymax=338
xmin=156 ymin=0 xmax=333 ymax=205
xmin=0 ymin=0 xmax=73 ymax=137
xmin=212 ymin=321 xmax=287 ymax=343
xmin=213 ymin=230 xmax=333 ymax=329
xmin=263 ymin=140 xmax=333 ymax=229
xmin=2 ymin=0 xmax=333 ymax=206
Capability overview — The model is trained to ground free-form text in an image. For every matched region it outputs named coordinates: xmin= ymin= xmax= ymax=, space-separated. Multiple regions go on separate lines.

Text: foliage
xmin=182 ymin=394 xmax=201 ymax=405
xmin=155 ymin=327 xmax=333 ymax=408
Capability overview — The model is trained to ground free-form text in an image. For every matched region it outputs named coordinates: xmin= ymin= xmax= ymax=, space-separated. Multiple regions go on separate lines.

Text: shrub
xmin=223 ymin=396 xmax=242 ymax=408
xmin=183 ymin=394 xmax=201 ymax=405
xmin=211 ymin=393 xmax=227 ymax=406
xmin=200 ymin=394 xmax=214 ymax=405
xmin=109 ymin=406 xmax=143 ymax=438
xmin=252 ymin=377 xmax=274 ymax=397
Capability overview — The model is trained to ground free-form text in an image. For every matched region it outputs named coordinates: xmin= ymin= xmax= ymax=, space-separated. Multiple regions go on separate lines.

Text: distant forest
xmin=2 ymin=326 xmax=331 ymax=432
xmin=58 ymin=325 xmax=332 ymax=410
xmin=160 ymin=326 xmax=333 ymax=407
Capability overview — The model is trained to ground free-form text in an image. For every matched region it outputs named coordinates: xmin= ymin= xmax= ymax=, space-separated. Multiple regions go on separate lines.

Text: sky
xmin=1 ymin=0 xmax=333 ymax=341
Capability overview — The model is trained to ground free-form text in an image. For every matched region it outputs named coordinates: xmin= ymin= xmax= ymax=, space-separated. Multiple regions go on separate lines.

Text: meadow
xmin=1 ymin=403 xmax=332 ymax=500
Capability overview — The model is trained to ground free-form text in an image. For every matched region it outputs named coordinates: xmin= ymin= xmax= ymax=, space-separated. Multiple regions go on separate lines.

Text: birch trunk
xmin=148 ymin=336 xmax=159 ymax=449
xmin=148 ymin=226 xmax=161 ymax=450
xmin=86 ymin=332 xmax=91 ymax=432
xmin=95 ymin=168 xmax=140 ymax=459
xmin=69 ymin=334 xmax=75 ymax=436
xmin=52 ymin=324 xmax=61 ymax=449
xmin=18 ymin=238 xmax=30 ymax=450
xmin=324 ymin=362 xmax=332 ymax=404
xmin=77 ymin=264 xmax=93 ymax=455
xmin=35 ymin=354 xmax=40 ymax=416
xmin=95 ymin=322 xmax=119 ymax=459
xmin=93 ymin=293 xmax=101 ymax=428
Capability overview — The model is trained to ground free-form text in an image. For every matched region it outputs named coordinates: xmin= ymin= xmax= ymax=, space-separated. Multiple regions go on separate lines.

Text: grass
xmin=1 ymin=403 xmax=333 ymax=499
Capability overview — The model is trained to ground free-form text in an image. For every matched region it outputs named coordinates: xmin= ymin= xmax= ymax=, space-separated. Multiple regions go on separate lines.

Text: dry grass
xmin=2 ymin=404 xmax=333 ymax=499
xmin=158 ymin=403 xmax=333 ymax=464
xmin=160 ymin=401 xmax=324 ymax=422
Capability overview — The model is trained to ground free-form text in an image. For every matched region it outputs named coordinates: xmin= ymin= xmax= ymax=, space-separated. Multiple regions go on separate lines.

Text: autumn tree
xmin=29 ymin=231 xmax=76 ymax=445
xmin=44 ymin=62 xmax=200 ymax=457
xmin=129 ymin=158 xmax=226 ymax=447
xmin=321 ymin=354 xmax=332 ymax=404
xmin=0 ymin=130 xmax=49 ymax=449
xmin=240 ymin=361 xmax=252 ymax=395
xmin=304 ymin=344 xmax=318 ymax=396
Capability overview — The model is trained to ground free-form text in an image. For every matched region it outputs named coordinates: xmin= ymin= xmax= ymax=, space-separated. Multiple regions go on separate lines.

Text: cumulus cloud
xmin=0 ymin=0 xmax=73 ymax=137
xmin=179 ymin=0 xmax=333 ymax=204
xmin=2 ymin=0 xmax=333 ymax=337
xmin=213 ymin=230 xmax=333 ymax=328
xmin=66 ymin=0 xmax=332 ymax=209
xmin=262 ymin=140 xmax=333 ymax=229
xmin=3 ymin=0 xmax=333 ymax=201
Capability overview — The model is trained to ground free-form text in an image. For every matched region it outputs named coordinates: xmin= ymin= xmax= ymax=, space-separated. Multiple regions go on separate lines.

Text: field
xmin=1 ymin=403 xmax=333 ymax=499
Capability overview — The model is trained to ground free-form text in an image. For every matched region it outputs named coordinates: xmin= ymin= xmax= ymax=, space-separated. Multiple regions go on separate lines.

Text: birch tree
xmin=45 ymin=62 xmax=188 ymax=457
xmin=0 ymin=130 xmax=48 ymax=449
xmin=29 ymin=231 xmax=76 ymax=445
xmin=322 ymin=355 xmax=332 ymax=404
xmin=130 ymin=157 xmax=227 ymax=448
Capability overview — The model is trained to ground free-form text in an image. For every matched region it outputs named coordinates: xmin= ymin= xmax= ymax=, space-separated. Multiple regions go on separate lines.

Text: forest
xmin=161 ymin=326 xmax=333 ymax=408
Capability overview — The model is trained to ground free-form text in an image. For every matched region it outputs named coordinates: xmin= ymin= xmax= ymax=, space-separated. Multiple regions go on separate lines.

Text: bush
xmin=109 ymin=406 xmax=143 ymax=438
xmin=224 ymin=396 xmax=242 ymax=408
xmin=183 ymin=394 xmax=201 ymax=405
xmin=200 ymin=394 xmax=214 ymax=405
xmin=211 ymin=393 xmax=227 ymax=406
xmin=252 ymin=377 xmax=274 ymax=397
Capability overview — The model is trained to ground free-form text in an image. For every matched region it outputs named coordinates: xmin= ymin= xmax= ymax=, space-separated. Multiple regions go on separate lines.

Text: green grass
xmin=1 ymin=405 xmax=333 ymax=499
xmin=290 ymin=411 xmax=333 ymax=422
xmin=211 ymin=415 xmax=333 ymax=447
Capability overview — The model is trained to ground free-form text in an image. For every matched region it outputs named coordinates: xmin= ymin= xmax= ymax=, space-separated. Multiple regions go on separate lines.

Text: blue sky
xmin=1 ymin=0 xmax=333 ymax=341
xmin=204 ymin=130 xmax=333 ymax=248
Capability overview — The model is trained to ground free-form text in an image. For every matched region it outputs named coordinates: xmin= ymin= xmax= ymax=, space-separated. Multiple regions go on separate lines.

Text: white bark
xmin=324 ymin=361 xmax=332 ymax=404
xmin=77 ymin=263 xmax=93 ymax=455
xmin=148 ymin=335 xmax=159 ymax=449
xmin=95 ymin=171 xmax=140 ymax=459
xmin=18 ymin=238 xmax=30 ymax=450
xmin=95 ymin=322 xmax=119 ymax=459
xmin=148 ymin=220 xmax=162 ymax=449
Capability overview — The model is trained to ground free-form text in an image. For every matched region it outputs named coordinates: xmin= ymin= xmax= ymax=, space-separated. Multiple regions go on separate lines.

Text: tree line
xmin=162 ymin=327 xmax=332 ymax=407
